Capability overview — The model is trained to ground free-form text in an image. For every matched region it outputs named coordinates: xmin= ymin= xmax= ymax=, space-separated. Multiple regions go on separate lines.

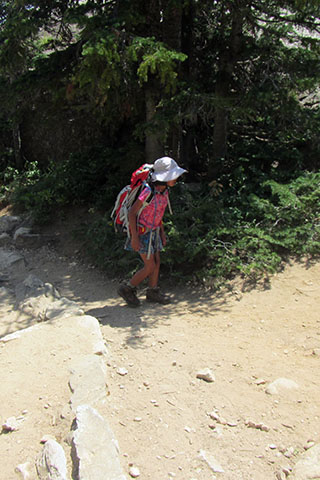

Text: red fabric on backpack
xmin=111 ymin=164 xmax=154 ymax=232
xmin=130 ymin=164 xmax=152 ymax=188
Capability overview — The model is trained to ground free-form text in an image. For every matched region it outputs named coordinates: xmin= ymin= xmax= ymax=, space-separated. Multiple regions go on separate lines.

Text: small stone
xmin=304 ymin=441 xmax=315 ymax=450
xmin=208 ymin=411 xmax=227 ymax=425
xmin=282 ymin=467 xmax=292 ymax=475
xmin=284 ymin=447 xmax=295 ymax=458
xmin=196 ymin=368 xmax=215 ymax=383
xmin=117 ymin=367 xmax=128 ymax=376
xmin=2 ymin=416 xmax=21 ymax=432
xmin=265 ymin=378 xmax=299 ymax=395
xmin=245 ymin=420 xmax=270 ymax=432
xmin=198 ymin=449 xmax=224 ymax=473
xmin=134 ymin=417 xmax=142 ymax=422
xmin=275 ymin=471 xmax=286 ymax=480
xmin=269 ymin=444 xmax=277 ymax=449
xmin=15 ymin=462 xmax=31 ymax=479
xmin=254 ymin=378 xmax=267 ymax=385
xmin=129 ymin=466 xmax=140 ymax=478
xmin=227 ymin=421 xmax=238 ymax=427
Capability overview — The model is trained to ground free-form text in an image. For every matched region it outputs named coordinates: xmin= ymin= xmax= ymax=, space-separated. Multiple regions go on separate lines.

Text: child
xmin=118 ymin=156 xmax=187 ymax=306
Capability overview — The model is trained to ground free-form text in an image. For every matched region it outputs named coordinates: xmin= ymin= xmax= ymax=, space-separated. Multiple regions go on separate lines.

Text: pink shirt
xmin=138 ymin=185 xmax=168 ymax=229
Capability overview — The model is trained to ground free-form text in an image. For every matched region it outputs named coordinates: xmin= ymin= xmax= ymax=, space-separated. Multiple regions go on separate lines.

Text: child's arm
xmin=128 ymin=199 xmax=143 ymax=251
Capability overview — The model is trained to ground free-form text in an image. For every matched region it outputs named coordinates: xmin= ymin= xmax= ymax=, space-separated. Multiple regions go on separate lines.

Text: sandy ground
xmin=0 ymin=210 xmax=319 ymax=480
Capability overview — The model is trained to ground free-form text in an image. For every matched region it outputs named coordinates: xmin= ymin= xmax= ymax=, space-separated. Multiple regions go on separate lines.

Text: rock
xmin=0 ymin=215 xmax=21 ymax=234
xmin=15 ymin=462 xmax=31 ymax=479
xmin=35 ymin=438 xmax=67 ymax=480
xmin=72 ymin=405 xmax=127 ymax=480
xmin=254 ymin=378 xmax=267 ymax=385
xmin=69 ymin=354 xmax=109 ymax=412
xmin=13 ymin=226 xmax=31 ymax=242
xmin=196 ymin=368 xmax=215 ymax=383
xmin=15 ymin=232 xmax=58 ymax=248
xmin=0 ymin=324 xmax=41 ymax=344
xmin=289 ymin=443 xmax=320 ymax=479
xmin=0 ymin=285 xmax=13 ymax=302
xmin=245 ymin=420 xmax=270 ymax=432
xmin=284 ymin=447 xmax=295 ymax=458
xmin=76 ymin=316 xmax=109 ymax=356
xmin=129 ymin=466 xmax=140 ymax=478
xmin=0 ymin=232 xmax=11 ymax=247
xmin=276 ymin=471 xmax=287 ymax=480
xmin=198 ymin=449 xmax=224 ymax=473
xmin=2 ymin=416 xmax=22 ymax=432
xmin=265 ymin=378 xmax=299 ymax=395
xmin=14 ymin=275 xmax=60 ymax=320
xmin=0 ymin=248 xmax=26 ymax=279
xmin=117 ymin=367 xmax=128 ymax=376
xmin=304 ymin=441 xmax=315 ymax=450
xmin=45 ymin=297 xmax=84 ymax=319
xmin=208 ymin=411 xmax=227 ymax=425
xmin=15 ymin=274 xmax=59 ymax=302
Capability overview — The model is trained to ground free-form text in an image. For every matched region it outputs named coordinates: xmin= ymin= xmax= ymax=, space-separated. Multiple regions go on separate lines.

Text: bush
xmin=162 ymin=171 xmax=319 ymax=284
xmin=3 ymin=148 xmax=318 ymax=287
xmin=8 ymin=146 xmax=125 ymax=222
xmin=79 ymin=171 xmax=319 ymax=286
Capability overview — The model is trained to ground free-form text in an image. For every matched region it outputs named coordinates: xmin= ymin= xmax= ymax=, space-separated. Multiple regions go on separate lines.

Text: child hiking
xmin=118 ymin=157 xmax=187 ymax=307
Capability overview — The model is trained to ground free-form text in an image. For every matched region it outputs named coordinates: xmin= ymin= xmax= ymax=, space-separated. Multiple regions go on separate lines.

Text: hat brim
xmin=152 ymin=166 xmax=187 ymax=182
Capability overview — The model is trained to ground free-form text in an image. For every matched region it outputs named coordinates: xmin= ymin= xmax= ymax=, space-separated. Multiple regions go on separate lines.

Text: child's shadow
xmin=85 ymin=305 xmax=148 ymax=329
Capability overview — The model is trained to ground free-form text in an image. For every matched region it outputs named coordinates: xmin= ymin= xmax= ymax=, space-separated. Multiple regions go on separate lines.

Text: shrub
xmin=79 ymin=171 xmax=319 ymax=286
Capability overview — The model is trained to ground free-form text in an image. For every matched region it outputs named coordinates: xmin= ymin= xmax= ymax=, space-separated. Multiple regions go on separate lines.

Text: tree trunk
xmin=162 ymin=1 xmax=182 ymax=160
xmin=208 ymin=3 xmax=246 ymax=180
xmin=12 ymin=123 xmax=24 ymax=170
xmin=145 ymin=87 xmax=164 ymax=162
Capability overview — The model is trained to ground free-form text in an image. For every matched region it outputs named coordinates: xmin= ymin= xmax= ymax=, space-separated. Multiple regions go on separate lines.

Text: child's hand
xmin=131 ymin=236 xmax=140 ymax=251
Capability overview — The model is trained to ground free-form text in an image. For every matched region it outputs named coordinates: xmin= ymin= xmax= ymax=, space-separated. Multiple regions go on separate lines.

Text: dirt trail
xmin=0 ymin=212 xmax=319 ymax=479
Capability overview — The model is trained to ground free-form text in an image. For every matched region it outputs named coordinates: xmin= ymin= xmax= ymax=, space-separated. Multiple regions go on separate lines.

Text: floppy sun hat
xmin=151 ymin=157 xmax=187 ymax=182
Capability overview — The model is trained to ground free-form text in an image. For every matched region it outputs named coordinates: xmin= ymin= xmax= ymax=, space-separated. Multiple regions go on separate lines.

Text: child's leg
xmin=130 ymin=252 xmax=157 ymax=287
xmin=147 ymin=251 xmax=160 ymax=288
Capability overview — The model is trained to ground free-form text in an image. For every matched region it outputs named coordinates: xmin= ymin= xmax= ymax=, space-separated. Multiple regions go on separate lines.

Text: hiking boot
xmin=146 ymin=287 xmax=171 ymax=304
xmin=118 ymin=283 xmax=140 ymax=307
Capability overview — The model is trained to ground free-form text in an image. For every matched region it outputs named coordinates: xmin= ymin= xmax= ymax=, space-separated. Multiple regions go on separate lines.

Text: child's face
xmin=167 ymin=178 xmax=178 ymax=187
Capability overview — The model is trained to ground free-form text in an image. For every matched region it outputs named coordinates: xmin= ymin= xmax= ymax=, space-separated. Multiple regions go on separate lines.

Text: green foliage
xmin=76 ymin=170 xmax=319 ymax=284
xmin=8 ymin=146 xmax=118 ymax=222
xmin=160 ymin=171 xmax=319 ymax=285
xmin=128 ymin=37 xmax=187 ymax=93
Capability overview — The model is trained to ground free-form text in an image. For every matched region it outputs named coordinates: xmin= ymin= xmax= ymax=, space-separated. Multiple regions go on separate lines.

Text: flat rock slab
xmin=0 ymin=247 xmax=26 ymax=278
xmin=72 ymin=405 xmax=128 ymax=480
xmin=69 ymin=354 xmax=109 ymax=412
xmin=289 ymin=444 xmax=320 ymax=480
xmin=0 ymin=314 xmax=109 ymax=478
xmin=36 ymin=438 xmax=67 ymax=480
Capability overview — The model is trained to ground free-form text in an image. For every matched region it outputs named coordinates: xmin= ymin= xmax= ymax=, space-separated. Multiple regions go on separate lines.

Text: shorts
xmin=125 ymin=229 xmax=163 ymax=256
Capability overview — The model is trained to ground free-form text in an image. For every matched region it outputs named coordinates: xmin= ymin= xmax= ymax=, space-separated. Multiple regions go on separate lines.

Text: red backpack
xmin=111 ymin=164 xmax=154 ymax=235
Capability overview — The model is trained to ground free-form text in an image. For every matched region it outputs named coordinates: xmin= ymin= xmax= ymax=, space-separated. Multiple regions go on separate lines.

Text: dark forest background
xmin=0 ymin=0 xmax=319 ymax=286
